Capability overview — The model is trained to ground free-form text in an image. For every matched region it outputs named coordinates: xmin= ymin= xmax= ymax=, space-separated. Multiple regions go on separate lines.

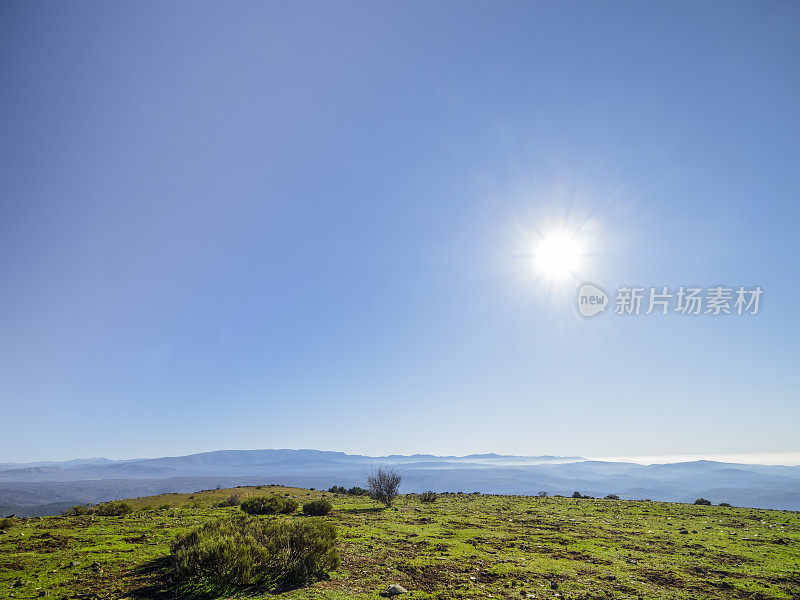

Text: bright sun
xmin=534 ymin=232 xmax=584 ymax=281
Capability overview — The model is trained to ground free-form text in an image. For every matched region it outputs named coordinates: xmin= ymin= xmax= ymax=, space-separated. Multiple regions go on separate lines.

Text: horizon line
xmin=4 ymin=449 xmax=800 ymax=467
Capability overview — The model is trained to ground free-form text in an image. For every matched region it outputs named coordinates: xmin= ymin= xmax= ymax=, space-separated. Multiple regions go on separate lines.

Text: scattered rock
xmin=384 ymin=584 xmax=408 ymax=596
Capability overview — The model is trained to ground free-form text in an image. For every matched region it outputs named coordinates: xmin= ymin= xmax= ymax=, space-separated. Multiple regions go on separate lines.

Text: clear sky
xmin=1 ymin=1 xmax=799 ymax=463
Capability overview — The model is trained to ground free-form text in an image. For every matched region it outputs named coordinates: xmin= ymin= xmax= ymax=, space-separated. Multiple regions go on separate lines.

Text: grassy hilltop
xmin=1 ymin=485 xmax=799 ymax=600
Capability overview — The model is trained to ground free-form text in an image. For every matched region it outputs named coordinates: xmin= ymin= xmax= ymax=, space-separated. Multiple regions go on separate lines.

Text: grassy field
xmin=1 ymin=485 xmax=799 ymax=600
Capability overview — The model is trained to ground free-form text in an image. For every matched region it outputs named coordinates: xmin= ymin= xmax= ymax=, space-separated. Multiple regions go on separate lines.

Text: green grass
xmin=1 ymin=485 xmax=799 ymax=599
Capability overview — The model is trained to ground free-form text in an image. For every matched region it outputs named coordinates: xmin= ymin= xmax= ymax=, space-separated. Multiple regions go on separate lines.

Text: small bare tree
xmin=366 ymin=466 xmax=402 ymax=507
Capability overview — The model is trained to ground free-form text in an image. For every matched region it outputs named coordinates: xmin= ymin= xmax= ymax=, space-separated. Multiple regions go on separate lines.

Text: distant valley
xmin=2 ymin=449 xmax=799 ymax=515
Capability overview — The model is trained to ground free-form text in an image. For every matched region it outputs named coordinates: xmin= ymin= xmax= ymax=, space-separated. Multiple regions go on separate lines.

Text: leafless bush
xmin=366 ymin=467 xmax=402 ymax=507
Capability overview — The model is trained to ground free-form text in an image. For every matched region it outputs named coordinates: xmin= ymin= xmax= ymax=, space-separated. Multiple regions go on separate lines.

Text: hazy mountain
xmin=1 ymin=449 xmax=798 ymax=515
xmin=0 ymin=458 xmax=114 ymax=470
xmin=0 ymin=450 xmax=585 ymax=482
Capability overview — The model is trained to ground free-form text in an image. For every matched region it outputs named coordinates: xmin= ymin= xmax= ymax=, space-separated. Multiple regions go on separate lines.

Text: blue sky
xmin=1 ymin=1 xmax=799 ymax=463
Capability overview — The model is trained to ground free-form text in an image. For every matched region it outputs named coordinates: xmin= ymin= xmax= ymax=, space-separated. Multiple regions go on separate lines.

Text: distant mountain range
xmin=2 ymin=449 xmax=799 ymax=515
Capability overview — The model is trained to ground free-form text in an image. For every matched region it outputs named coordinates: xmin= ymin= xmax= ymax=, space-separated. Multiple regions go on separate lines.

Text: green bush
xmin=694 ymin=498 xmax=712 ymax=506
xmin=240 ymin=495 xmax=297 ymax=515
xmin=241 ymin=496 xmax=280 ymax=515
xmin=719 ymin=502 xmax=732 ymax=507
xmin=0 ymin=517 xmax=15 ymax=530
xmin=62 ymin=504 xmax=93 ymax=516
xmin=171 ymin=515 xmax=338 ymax=591
xmin=62 ymin=501 xmax=133 ymax=516
xmin=328 ymin=485 xmax=367 ymax=496
xmin=420 ymin=491 xmax=437 ymax=503
xmin=94 ymin=501 xmax=134 ymax=516
xmin=302 ymin=499 xmax=332 ymax=516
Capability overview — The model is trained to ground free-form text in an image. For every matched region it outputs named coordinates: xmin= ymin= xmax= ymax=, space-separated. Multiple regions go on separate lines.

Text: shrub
xmin=226 ymin=493 xmax=244 ymax=506
xmin=302 ymin=499 xmax=333 ymax=516
xmin=420 ymin=491 xmax=437 ymax=503
xmin=537 ymin=491 xmax=548 ymax=498
xmin=694 ymin=498 xmax=712 ymax=506
xmin=240 ymin=495 xmax=297 ymax=515
xmin=328 ymin=485 xmax=367 ymax=496
xmin=0 ymin=517 xmax=15 ymax=530
xmin=366 ymin=467 xmax=402 ymax=508
xmin=241 ymin=496 xmax=281 ymax=515
xmin=719 ymin=502 xmax=732 ymax=507
xmin=63 ymin=504 xmax=93 ymax=516
xmin=572 ymin=491 xmax=584 ymax=499
xmin=605 ymin=494 xmax=620 ymax=500
xmin=63 ymin=502 xmax=134 ymax=516
xmin=171 ymin=515 xmax=338 ymax=591
xmin=94 ymin=501 xmax=133 ymax=516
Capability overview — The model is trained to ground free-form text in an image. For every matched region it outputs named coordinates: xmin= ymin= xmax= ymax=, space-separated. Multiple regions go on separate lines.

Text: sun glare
xmin=534 ymin=232 xmax=584 ymax=281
